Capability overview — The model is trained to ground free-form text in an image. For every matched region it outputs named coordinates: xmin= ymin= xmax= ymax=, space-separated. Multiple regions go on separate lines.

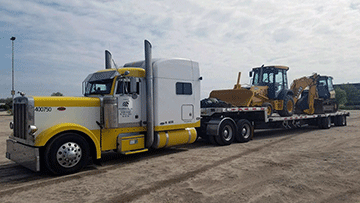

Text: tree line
xmin=335 ymin=84 xmax=360 ymax=108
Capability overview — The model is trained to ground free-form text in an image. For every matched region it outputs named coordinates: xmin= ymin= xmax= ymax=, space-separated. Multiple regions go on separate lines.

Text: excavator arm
xmin=290 ymin=73 xmax=319 ymax=114
xmin=302 ymin=85 xmax=318 ymax=114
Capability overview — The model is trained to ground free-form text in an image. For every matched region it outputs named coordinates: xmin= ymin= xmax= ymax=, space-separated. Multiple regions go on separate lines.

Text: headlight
xmin=28 ymin=125 xmax=38 ymax=135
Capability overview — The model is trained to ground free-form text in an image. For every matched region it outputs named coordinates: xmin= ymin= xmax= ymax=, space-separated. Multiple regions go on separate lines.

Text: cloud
xmin=0 ymin=0 xmax=360 ymax=99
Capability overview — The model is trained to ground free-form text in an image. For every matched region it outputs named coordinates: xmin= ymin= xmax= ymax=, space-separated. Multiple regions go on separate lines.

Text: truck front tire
xmin=44 ymin=133 xmax=90 ymax=175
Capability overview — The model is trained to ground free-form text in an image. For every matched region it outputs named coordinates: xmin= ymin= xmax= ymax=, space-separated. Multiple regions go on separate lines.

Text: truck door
xmin=181 ymin=104 xmax=194 ymax=121
xmin=115 ymin=77 xmax=143 ymax=127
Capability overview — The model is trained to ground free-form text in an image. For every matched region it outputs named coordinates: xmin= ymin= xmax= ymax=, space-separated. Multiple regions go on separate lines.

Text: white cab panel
xmin=152 ymin=59 xmax=200 ymax=127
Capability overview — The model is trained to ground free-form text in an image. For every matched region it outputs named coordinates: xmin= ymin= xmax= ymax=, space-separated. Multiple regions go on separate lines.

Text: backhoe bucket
xmin=209 ymin=89 xmax=254 ymax=107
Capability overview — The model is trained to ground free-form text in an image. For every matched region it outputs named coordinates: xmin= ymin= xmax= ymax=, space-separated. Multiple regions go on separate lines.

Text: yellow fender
xmin=34 ymin=123 xmax=101 ymax=159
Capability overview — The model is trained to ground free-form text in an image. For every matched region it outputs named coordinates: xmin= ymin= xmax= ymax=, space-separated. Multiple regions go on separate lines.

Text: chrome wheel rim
xmin=241 ymin=124 xmax=251 ymax=139
xmin=56 ymin=142 xmax=82 ymax=168
xmin=222 ymin=125 xmax=233 ymax=141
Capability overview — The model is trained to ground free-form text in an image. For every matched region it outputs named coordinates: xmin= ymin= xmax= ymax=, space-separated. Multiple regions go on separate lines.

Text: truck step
xmin=124 ymin=148 xmax=148 ymax=155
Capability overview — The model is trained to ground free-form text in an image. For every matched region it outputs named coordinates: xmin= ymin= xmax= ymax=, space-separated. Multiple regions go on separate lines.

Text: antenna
xmin=112 ymin=58 xmax=119 ymax=69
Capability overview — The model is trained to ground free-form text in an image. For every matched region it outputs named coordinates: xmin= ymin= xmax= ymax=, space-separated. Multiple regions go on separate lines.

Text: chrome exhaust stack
xmin=105 ymin=50 xmax=112 ymax=69
xmin=144 ymin=40 xmax=154 ymax=148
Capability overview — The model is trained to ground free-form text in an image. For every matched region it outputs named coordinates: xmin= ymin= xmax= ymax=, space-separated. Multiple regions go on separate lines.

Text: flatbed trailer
xmin=198 ymin=106 xmax=350 ymax=146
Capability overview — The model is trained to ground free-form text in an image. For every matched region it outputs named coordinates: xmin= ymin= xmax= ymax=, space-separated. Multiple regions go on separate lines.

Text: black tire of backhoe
xmin=278 ymin=96 xmax=294 ymax=117
xmin=262 ymin=103 xmax=273 ymax=117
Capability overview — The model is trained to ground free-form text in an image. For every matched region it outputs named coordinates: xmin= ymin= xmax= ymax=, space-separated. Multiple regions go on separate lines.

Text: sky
xmin=1 ymin=0 xmax=360 ymax=99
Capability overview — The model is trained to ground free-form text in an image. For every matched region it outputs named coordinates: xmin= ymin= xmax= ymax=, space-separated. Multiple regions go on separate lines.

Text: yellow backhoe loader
xmin=291 ymin=74 xmax=338 ymax=114
xmin=210 ymin=65 xmax=295 ymax=117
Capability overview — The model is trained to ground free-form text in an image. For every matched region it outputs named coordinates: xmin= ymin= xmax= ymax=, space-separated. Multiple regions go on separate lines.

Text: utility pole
xmin=10 ymin=36 xmax=16 ymax=111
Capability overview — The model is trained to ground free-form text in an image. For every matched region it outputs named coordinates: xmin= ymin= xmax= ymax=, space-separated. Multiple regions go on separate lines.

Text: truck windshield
xmin=84 ymin=79 xmax=113 ymax=96
xmin=83 ymin=71 xmax=117 ymax=96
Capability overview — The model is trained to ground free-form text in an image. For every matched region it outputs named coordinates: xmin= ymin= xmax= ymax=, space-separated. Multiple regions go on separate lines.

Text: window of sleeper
xmin=176 ymin=82 xmax=192 ymax=95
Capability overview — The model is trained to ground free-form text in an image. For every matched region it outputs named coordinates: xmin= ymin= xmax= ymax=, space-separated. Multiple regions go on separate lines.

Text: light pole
xmin=10 ymin=36 xmax=16 ymax=111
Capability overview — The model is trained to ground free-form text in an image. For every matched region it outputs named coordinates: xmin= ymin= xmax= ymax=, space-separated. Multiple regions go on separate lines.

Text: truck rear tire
xmin=278 ymin=96 xmax=294 ymax=117
xmin=44 ymin=133 xmax=90 ymax=175
xmin=235 ymin=119 xmax=253 ymax=143
xmin=215 ymin=120 xmax=235 ymax=146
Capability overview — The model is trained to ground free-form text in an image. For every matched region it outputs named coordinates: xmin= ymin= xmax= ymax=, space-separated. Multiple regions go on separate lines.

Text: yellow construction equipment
xmin=291 ymin=74 xmax=338 ymax=114
xmin=210 ymin=65 xmax=295 ymax=117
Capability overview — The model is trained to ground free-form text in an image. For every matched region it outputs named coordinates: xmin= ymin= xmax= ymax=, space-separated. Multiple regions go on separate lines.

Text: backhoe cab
xmin=209 ymin=65 xmax=294 ymax=117
xmin=293 ymin=74 xmax=337 ymax=114
xmin=249 ymin=65 xmax=294 ymax=116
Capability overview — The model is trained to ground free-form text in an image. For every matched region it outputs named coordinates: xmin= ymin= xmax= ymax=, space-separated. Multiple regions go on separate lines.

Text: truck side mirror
xmin=249 ymin=71 xmax=253 ymax=77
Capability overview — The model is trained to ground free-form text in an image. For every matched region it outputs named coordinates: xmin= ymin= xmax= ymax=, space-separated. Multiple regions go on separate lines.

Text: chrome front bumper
xmin=6 ymin=139 xmax=40 ymax=172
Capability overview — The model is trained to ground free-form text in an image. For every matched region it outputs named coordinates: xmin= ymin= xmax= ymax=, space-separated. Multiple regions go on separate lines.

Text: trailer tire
xmin=215 ymin=120 xmax=235 ymax=146
xmin=235 ymin=119 xmax=253 ymax=143
xmin=337 ymin=115 xmax=346 ymax=126
xmin=320 ymin=117 xmax=331 ymax=129
xmin=278 ymin=96 xmax=294 ymax=117
xmin=44 ymin=133 xmax=90 ymax=175
xmin=334 ymin=116 xmax=341 ymax=126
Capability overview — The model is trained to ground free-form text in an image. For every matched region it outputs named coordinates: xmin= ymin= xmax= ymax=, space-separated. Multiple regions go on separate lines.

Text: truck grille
xmin=13 ymin=102 xmax=28 ymax=139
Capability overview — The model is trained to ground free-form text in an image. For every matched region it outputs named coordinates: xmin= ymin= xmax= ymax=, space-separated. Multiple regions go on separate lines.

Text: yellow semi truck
xmin=6 ymin=40 xmax=349 ymax=175
xmin=6 ymin=40 xmax=200 ymax=174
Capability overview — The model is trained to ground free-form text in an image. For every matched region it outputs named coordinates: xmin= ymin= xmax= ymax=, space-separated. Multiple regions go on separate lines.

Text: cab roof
xmin=252 ymin=65 xmax=289 ymax=71
xmin=96 ymin=67 xmax=146 ymax=78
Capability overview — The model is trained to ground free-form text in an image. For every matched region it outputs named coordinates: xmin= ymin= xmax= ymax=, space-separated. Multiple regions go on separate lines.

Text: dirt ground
xmin=0 ymin=110 xmax=359 ymax=203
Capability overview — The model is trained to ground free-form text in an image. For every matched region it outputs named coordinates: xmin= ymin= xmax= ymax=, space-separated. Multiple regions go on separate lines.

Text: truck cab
xmin=6 ymin=41 xmax=200 ymax=175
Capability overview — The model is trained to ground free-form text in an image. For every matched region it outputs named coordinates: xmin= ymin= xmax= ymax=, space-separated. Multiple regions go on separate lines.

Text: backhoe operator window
xmin=262 ymin=72 xmax=274 ymax=83
xmin=327 ymin=78 xmax=334 ymax=91
xmin=318 ymin=79 xmax=327 ymax=87
xmin=275 ymin=70 xmax=284 ymax=92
